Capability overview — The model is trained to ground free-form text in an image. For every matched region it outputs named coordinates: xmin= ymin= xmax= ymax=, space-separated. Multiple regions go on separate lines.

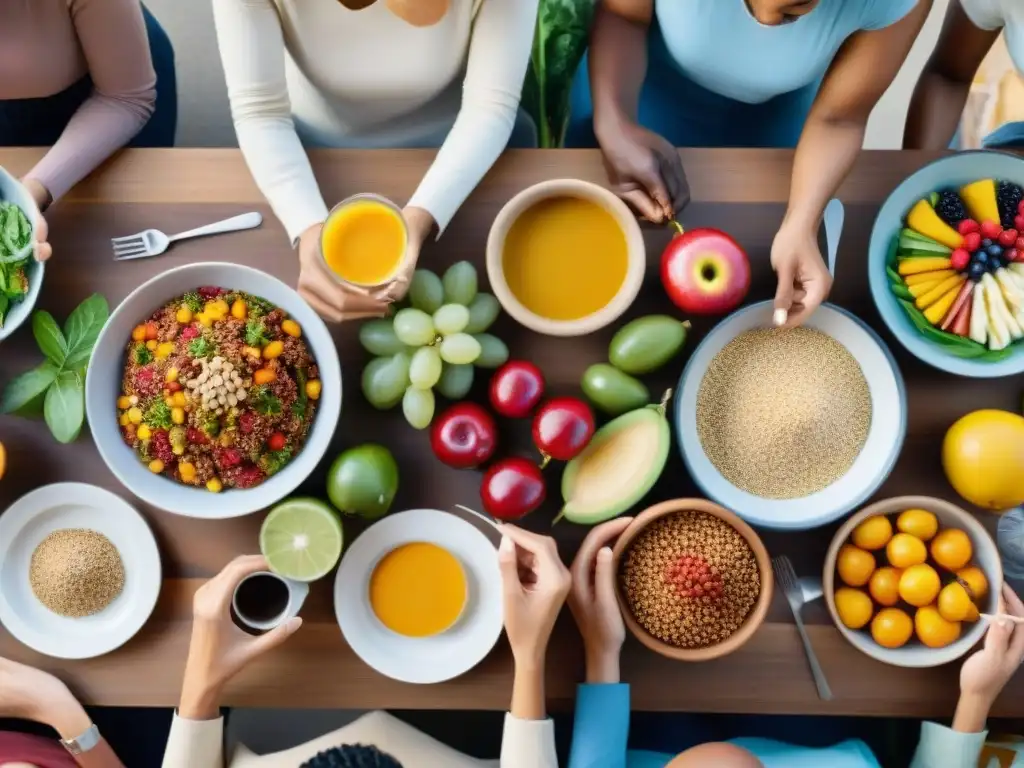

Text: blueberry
xmin=983 ymin=238 xmax=994 ymax=248
xmin=988 ymin=243 xmax=1004 ymax=258
xmin=991 ymin=257 xmax=1004 ymax=271
xmin=976 ymin=251 xmax=990 ymax=265
xmin=969 ymin=262 xmax=986 ymax=281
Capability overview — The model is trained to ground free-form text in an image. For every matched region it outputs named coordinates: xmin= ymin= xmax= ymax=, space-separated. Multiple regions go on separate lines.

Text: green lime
xmin=327 ymin=444 xmax=399 ymax=520
xmin=259 ymin=498 xmax=343 ymax=582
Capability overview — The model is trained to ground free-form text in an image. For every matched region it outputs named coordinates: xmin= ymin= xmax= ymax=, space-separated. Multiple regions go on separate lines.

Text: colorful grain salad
xmin=0 ymin=200 xmax=33 ymax=328
xmin=117 ymin=288 xmax=321 ymax=491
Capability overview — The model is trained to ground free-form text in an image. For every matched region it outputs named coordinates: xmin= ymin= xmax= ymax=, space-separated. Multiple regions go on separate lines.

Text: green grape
xmin=409 ymin=269 xmax=444 ymax=313
xmin=358 ymin=318 xmax=405 ymax=356
xmin=409 ymin=345 xmax=442 ymax=389
xmin=439 ymin=333 xmax=482 ymax=365
xmin=442 ymin=261 xmax=478 ymax=305
xmin=465 ymin=293 xmax=500 ymax=334
xmin=393 ymin=308 xmax=436 ymax=347
xmin=402 ymin=385 xmax=435 ymax=430
xmin=433 ymin=303 xmax=470 ymax=335
xmin=361 ymin=352 xmax=410 ymax=410
xmin=472 ymin=333 xmax=509 ymax=368
xmin=436 ymin=363 xmax=474 ymax=400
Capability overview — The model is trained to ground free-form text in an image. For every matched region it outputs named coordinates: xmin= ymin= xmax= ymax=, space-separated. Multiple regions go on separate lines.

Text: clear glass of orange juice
xmin=319 ymin=193 xmax=409 ymax=288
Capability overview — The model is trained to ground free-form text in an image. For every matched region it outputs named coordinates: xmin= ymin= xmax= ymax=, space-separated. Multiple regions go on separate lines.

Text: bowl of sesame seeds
xmin=612 ymin=498 xmax=772 ymax=662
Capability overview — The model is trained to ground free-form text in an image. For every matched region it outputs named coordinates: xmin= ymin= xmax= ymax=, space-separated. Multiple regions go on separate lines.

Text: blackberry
xmin=935 ymin=189 xmax=969 ymax=226
xmin=997 ymin=181 xmax=1024 ymax=228
xmin=301 ymin=745 xmax=403 ymax=768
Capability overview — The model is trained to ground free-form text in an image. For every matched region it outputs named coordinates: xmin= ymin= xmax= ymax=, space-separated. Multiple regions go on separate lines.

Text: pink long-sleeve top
xmin=0 ymin=0 xmax=157 ymax=202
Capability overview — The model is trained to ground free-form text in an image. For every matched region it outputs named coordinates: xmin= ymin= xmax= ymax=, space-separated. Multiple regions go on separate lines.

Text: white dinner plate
xmin=0 ymin=483 xmax=162 ymax=659
xmin=334 ymin=508 xmax=503 ymax=684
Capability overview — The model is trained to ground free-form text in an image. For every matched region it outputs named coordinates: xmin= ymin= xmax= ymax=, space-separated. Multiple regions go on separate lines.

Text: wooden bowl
xmin=484 ymin=178 xmax=645 ymax=337
xmin=823 ymin=496 xmax=1002 ymax=668
xmin=610 ymin=498 xmax=773 ymax=661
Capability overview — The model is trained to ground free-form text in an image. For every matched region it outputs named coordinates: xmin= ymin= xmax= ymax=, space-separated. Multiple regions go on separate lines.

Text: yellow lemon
xmin=915 ymin=605 xmax=961 ymax=649
xmin=931 ymin=529 xmax=973 ymax=572
xmin=835 ymin=588 xmax=874 ymax=630
xmin=898 ymin=564 xmax=941 ymax=607
xmin=943 ymin=409 xmax=1024 ymax=510
xmin=852 ymin=515 xmax=893 ymax=551
xmin=869 ymin=567 xmax=902 ymax=607
xmin=937 ymin=582 xmax=974 ymax=622
xmin=871 ymin=608 xmax=914 ymax=649
xmin=837 ymin=545 xmax=875 ymax=587
xmin=887 ymin=533 xmax=927 ymax=569
xmin=896 ymin=509 xmax=939 ymax=541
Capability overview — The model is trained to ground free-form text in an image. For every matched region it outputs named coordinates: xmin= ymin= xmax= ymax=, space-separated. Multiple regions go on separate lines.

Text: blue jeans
xmin=0 ymin=5 xmax=176 ymax=148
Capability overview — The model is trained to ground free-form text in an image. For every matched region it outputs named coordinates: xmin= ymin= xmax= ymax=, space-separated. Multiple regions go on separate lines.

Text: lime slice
xmin=259 ymin=498 xmax=343 ymax=582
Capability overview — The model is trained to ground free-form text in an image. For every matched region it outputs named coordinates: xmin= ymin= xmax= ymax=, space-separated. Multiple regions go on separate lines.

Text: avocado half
xmin=558 ymin=398 xmax=670 ymax=525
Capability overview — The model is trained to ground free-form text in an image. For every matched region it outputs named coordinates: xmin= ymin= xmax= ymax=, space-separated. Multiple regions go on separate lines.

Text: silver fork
xmin=773 ymin=555 xmax=833 ymax=701
xmin=111 ymin=211 xmax=263 ymax=261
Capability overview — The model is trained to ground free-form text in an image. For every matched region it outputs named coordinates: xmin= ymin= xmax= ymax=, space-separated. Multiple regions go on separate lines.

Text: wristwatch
xmin=60 ymin=723 xmax=101 ymax=756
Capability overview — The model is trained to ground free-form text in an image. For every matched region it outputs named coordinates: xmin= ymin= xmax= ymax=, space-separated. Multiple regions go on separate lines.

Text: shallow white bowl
xmin=0 ymin=166 xmax=42 ymax=342
xmin=824 ymin=496 xmax=1002 ymax=668
xmin=85 ymin=262 xmax=342 ymax=518
xmin=334 ymin=508 xmax=503 ymax=684
xmin=0 ymin=483 xmax=161 ymax=659
xmin=676 ymin=301 xmax=906 ymax=530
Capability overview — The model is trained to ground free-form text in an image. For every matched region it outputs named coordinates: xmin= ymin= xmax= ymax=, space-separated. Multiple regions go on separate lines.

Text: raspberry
xmin=963 ymin=232 xmax=982 ymax=253
xmin=1008 ymin=248 xmax=1021 ymax=263
xmin=238 ymin=411 xmax=257 ymax=435
xmin=663 ymin=553 xmax=724 ymax=601
xmin=186 ymin=427 xmax=207 ymax=445
xmin=981 ymin=220 xmax=1003 ymax=240
xmin=151 ymin=430 xmax=175 ymax=464
xmin=179 ymin=325 xmax=200 ymax=342
xmin=198 ymin=286 xmax=224 ymax=299
xmin=950 ymin=248 xmax=971 ymax=271
xmin=957 ymin=219 xmax=980 ymax=235
xmin=133 ymin=366 xmax=161 ymax=397
xmin=216 ymin=448 xmax=243 ymax=469
xmin=229 ymin=464 xmax=265 ymax=489
xmin=1016 ymin=237 xmax=1024 ymax=251
xmin=998 ymin=229 xmax=1019 ymax=247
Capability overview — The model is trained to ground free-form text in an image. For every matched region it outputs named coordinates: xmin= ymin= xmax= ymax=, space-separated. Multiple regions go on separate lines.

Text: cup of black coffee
xmin=232 ymin=571 xmax=308 ymax=632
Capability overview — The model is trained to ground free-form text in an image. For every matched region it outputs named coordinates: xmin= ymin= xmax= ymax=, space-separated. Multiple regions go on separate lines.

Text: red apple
xmin=532 ymin=397 xmax=594 ymax=465
xmin=431 ymin=403 xmax=497 ymax=469
xmin=661 ymin=227 xmax=750 ymax=315
xmin=480 ymin=457 xmax=546 ymax=520
xmin=489 ymin=361 xmax=545 ymax=418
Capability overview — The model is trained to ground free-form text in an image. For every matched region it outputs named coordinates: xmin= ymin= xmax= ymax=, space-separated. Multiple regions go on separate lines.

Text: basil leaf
xmin=64 ymin=293 xmax=109 ymax=368
xmin=1 ymin=362 xmax=59 ymax=415
xmin=44 ymin=370 xmax=85 ymax=443
xmin=32 ymin=310 xmax=67 ymax=365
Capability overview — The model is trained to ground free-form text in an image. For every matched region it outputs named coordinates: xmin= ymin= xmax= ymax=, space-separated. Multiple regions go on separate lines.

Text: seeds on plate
xmin=30 ymin=529 xmax=124 ymax=618
xmin=696 ymin=328 xmax=871 ymax=499
xmin=621 ymin=511 xmax=760 ymax=649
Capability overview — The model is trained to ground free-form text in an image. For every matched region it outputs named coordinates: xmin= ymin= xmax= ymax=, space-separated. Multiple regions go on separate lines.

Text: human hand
xmin=498 ymin=525 xmax=572 ymax=668
xmin=297 ymin=223 xmax=389 ymax=322
xmin=568 ymin=517 xmax=632 ymax=683
xmin=770 ymin=223 xmax=832 ymax=328
xmin=598 ymin=120 xmax=689 ymax=223
xmin=179 ymin=555 xmax=302 ymax=720
xmin=959 ymin=585 xmax=1024 ymax=716
xmin=0 ymin=656 xmax=89 ymax=738
xmin=20 ymin=178 xmax=52 ymax=262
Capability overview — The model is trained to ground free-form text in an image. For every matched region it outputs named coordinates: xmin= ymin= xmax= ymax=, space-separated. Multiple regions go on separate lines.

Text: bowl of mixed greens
xmin=0 ymin=166 xmax=41 ymax=342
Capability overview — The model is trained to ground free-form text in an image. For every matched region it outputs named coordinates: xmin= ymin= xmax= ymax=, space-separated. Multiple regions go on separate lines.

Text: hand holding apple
xmin=660 ymin=225 xmax=750 ymax=315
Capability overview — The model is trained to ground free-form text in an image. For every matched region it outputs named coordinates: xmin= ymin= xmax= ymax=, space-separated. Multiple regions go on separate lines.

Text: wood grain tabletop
xmin=0 ymin=147 xmax=1021 ymax=717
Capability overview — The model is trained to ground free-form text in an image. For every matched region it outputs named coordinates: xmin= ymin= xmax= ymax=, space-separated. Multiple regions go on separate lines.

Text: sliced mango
xmin=924 ymin=281 xmax=965 ymax=324
xmin=906 ymin=199 xmax=964 ymax=249
xmin=909 ymin=279 xmax=945 ymax=298
xmin=916 ymin=274 xmax=965 ymax=310
xmin=899 ymin=257 xmax=953 ymax=276
xmin=959 ymin=179 xmax=1000 ymax=225
xmin=905 ymin=269 xmax=955 ymax=286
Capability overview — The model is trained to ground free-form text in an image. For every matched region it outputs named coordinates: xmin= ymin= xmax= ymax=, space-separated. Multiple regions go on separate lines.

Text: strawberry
xmin=963 ymin=232 xmax=983 ymax=252
xmin=216 ymin=448 xmax=243 ymax=469
xmin=957 ymin=219 xmax=980 ymax=235
xmin=1019 ymin=200 xmax=1024 ymax=215
xmin=951 ymin=248 xmax=971 ymax=271
xmin=981 ymin=220 xmax=1004 ymax=240
xmin=228 ymin=464 xmax=265 ymax=489
xmin=1015 ymin=214 xmax=1024 ymax=231
xmin=1007 ymin=248 xmax=1021 ymax=263
xmin=999 ymin=229 xmax=1019 ymax=247
xmin=1017 ymin=237 xmax=1024 ymax=251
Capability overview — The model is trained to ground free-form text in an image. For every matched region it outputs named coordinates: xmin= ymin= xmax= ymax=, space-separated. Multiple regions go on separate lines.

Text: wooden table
xmin=1 ymin=148 xmax=1020 ymax=718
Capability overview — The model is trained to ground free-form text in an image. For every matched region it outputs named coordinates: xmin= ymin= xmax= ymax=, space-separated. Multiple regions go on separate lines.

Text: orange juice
xmin=320 ymin=196 xmax=407 ymax=286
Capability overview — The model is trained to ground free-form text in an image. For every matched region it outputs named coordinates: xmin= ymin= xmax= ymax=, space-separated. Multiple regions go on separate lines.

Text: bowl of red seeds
xmin=612 ymin=498 xmax=772 ymax=661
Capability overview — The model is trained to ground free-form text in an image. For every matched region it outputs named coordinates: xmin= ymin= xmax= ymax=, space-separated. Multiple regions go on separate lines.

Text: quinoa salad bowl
xmin=86 ymin=263 xmax=341 ymax=519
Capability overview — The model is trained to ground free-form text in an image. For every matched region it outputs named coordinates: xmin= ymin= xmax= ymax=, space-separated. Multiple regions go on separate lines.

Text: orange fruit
xmin=937 ymin=582 xmax=974 ymax=622
xmin=896 ymin=509 xmax=938 ymax=541
xmin=872 ymin=608 xmax=914 ymax=649
xmin=915 ymin=605 xmax=961 ymax=648
xmin=852 ymin=516 xmax=893 ymax=551
xmin=898 ymin=564 xmax=941 ymax=607
xmin=931 ymin=529 xmax=973 ymax=571
xmin=964 ymin=601 xmax=980 ymax=623
xmin=869 ymin=567 xmax=902 ymax=607
xmin=835 ymin=588 xmax=874 ymax=630
xmin=942 ymin=409 xmax=1024 ymax=510
xmin=956 ymin=566 xmax=989 ymax=600
xmin=837 ymin=545 xmax=875 ymax=587
xmin=887 ymin=533 xmax=927 ymax=569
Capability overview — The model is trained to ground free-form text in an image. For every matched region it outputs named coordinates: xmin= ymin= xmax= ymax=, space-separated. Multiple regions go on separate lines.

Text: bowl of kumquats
xmin=823 ymin=495 xmax=1001 ymax=668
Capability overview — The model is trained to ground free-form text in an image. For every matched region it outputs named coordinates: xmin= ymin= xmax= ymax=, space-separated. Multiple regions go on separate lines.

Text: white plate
xmin=334 ymin=508 xmax=503 ymax=684
xmin=676 ymin=301 xmax=907 ymax=530
xmin=0 ymin=483 xmax=162 ymax=659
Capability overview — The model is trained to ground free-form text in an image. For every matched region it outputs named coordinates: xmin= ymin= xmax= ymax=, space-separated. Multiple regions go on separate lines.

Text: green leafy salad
xmin=0 ymin=200 xmax=34 ymax=329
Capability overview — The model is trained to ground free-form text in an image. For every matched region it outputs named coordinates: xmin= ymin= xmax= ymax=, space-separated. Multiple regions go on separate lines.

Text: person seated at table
xmin=0 ymin=0 xmax=177 ymax=262
xmin=0 ymin=655 xmax=126 ymax=767
xmin=210 ymin=0 xmax=538 ymax=322
xmin=162 ymin=532 xmax=568 ymax=767
xmin=565 ymin=518 xmax=1024 ymax=768
xmin=905 ymin=0 xmax=1024 ymax=150
xmin=566 ymin=0 xmax=930 ymax=328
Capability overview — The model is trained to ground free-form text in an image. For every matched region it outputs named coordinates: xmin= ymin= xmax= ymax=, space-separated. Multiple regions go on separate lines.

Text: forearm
xmin=585 ymin=647 xmax=620 ymax=684
xmin=48 ymin=701 xmax=125 ymax=768
xmin=784 ymin=115 xmax=863 ymax=233
xmin=590 ymin=5 xmax=650 ymax=141
xmin=952 ymin=693 xmax=991 ymax=734
xmin=904 ymin=72 xmax=969 ymax=149
xmin=510 ymin=657 xmax=546 ymax=720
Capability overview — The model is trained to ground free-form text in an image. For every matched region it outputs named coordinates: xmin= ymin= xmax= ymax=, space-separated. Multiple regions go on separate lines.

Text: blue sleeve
xmin=568 ymin=683 xmax=631 ymax=768
xmin=860 ymin=0 xmax=920 ymax=30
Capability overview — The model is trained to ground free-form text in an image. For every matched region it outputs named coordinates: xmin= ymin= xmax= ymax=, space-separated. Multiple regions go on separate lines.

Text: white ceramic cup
xmin=231 ymin=571 xmax=308 ymax=632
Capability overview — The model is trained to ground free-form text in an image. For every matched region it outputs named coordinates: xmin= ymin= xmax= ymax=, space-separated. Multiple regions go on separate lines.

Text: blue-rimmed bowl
xmin=675 ymin=301 xmax=906 ymax=530
xmin=0 ymin=166 xmax=42 ymax=343
xmin=868 ymin=150 xmax=1024 ymax=377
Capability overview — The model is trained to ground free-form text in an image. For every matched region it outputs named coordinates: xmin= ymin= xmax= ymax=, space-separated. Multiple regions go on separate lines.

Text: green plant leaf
xmin=32 ymin=310 xmax=67 ymax=365
xmin=885 ymin=233 xmax=900 ymax=270
xmin=44 ymin=370 xmax=85 ymax=444
xmin=63 ymin=293 xmax=109 ymax=368
xmin=0 ymin=362 xmax=58 ymax=415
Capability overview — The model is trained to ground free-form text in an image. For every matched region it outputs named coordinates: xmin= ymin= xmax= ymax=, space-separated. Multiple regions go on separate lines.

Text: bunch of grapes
xmin=359 ymin=261 xmax=510 ymax=429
